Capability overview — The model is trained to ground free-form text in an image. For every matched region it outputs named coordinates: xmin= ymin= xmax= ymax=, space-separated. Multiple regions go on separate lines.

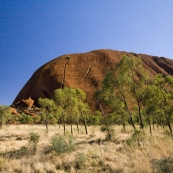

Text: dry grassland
xmin=0 ymin=124 xmax=173 ymax=173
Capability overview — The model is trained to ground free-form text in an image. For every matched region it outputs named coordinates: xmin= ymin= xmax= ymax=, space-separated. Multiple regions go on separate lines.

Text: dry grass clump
xmin=0 ymin=125 xmax=173 ymax=172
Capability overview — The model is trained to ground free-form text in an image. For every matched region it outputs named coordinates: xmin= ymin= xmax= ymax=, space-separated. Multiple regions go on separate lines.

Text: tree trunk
xmin=147 ymin=113 xmax=152 ymax=136
xmin=122 ymin=121 xmax=126 ymax=133
xmin=121 ymin=116 xmax=126 ymax=132
xmin=0 ymin=121 xmax=2 ymax=129
xmin=152 ymin=119 xmax=155 ymax=130
xmin=76 ymin=121 xmax=79 ymax=134
xmin=62 ymin=113 xmax=66 ymax=135
xmin=70 ymin=115 xmax=73 ymax=135
xmin=163 ymin=110 xmax=172 ymax=137
xmin=71 ymin=123 xmax=73 ymax=135
xmin=45 ymin=121 xmax=48 ymax=133
xmin=126 ymin=107 xmax=136 ymax=130
xmin=119 ymin=90 xmax=136 ymax=130
xmin=84 ymin=118 xmax=88 ymax=135
xmin=137 ymin=101 xmax=144 ymax=130
xmin=82 ymin=114 xmax=88 ymax=135
xmin=45 ymin=112 xmax=49 ymax=133
xmin=63 ymin=121 xmax=66 ymax=135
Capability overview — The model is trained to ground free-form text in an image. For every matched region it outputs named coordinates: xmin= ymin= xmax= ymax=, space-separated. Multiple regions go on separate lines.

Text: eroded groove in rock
xmin=61 ymin=56 xmax=71 ymax=88
xmin=82 ymin=62 xmax=95 ymax=81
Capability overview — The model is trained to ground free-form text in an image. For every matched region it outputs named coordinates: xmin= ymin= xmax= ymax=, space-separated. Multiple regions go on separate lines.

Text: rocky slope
xmin=12 ymin=49 xmax=173 ymax=112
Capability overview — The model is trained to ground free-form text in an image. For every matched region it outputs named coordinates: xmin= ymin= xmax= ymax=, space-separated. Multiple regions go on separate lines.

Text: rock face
xmin=12 ymin=49 xmax=173 ymax=112
xmin=22 ymin=97 xmax=34 ymax=108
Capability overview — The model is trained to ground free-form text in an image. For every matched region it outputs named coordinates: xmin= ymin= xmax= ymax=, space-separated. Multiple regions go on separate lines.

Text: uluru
xmin=12 ymin=49 xmax=173 ymax=112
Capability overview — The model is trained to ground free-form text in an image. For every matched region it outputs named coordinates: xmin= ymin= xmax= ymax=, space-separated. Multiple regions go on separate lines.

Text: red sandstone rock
xmin=22 ymin=97 xmax=34 ymax=108
xmin=12 ymin=49 xmax=173 ymax=112
xmin=10 ymin=107 xmax=20 ymax=116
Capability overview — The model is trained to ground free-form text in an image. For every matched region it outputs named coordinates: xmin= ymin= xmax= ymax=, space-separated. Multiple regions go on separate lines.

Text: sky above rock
xmin=0 ymin=1 xmax=173 ymax=105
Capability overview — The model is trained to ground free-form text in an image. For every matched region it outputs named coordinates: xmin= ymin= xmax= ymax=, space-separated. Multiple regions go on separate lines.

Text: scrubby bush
xmin=87 ymin=114 xmax=101 ymax=125
xmin=126 ymin=129 xmax=146 ymax=146
xmin=51 ymin=134 xmax=76 ymax=155
xmin=100 ymin=114 xmax=116 ymax=141
xmin=28 ymin=132 xmax=40 ymax=154
xmin=152 ymin=157 xmax=173 ymax=173
xmin=18 ymin=113 xmax=34 ymax=124
xmin=74 ymin=153 xmax=88 ymax=170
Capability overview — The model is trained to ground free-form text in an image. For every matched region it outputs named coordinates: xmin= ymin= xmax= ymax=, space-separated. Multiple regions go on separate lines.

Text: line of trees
xmin=38 ymin=87 xmax=91 ymax=134
xmin=94 ymin=55 xmax=173 ymax=138
xmin=1 ymin=55 xmax=173 ymax=139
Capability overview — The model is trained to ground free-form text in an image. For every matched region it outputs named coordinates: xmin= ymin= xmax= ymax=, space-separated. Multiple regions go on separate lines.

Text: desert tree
xmin=142 ymin=74 xmax=173 ymax=136
xmin=152 ymin=74 xmax=173 ymax=137
xmin=142 ymin=82 xmax=166 ymax=135
xmin=77 ymin=101 xmax=90 ymax=134
xmin=38 ymin=98 xmax=56 ymax=133
xmin=127 ymin=57 xmax=150 ymax=130
xmin=96 ymin=55 xmax=152 ymax=131
xmin=94 ymin=55 xmax=135 ymax=131
xmin=64 ymin=87 xmax=78 ymax=135
xmin=54 ymin=88 xmax=67 ymax=134
xmin=75 ymin=88 xmax=90 ymax=134
xmin=142 ymin=85 xmax=156 ymax=135
xmin=95 ymin=87 xmax=126 ymax=140
xmin=54 ymin=87 xmax=88 ymax=135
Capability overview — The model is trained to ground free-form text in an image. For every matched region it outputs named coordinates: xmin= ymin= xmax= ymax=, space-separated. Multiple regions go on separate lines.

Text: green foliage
xmin=100 ymin=114 xmax=116 ymax=141
xmin=86 ymin=114 xmax=101 ymax=125
xmin=54 ymin=87 xmax=89 ymax=134
xmin=152 ymin=157 xmax=173 ymax=173
xmin=38 ymin=98 xmax=57 ymax=132
xmin=8 ymin=114 xmax=18 ymax=124
xmin=29 ymin=132 xmax=40 ymax=144
xmin=51 ymin=134 xmax=76 ymax=155
xmin=33 ymin=115 xmax=41 ymax=124
xmin=0 ymin=105 xmax=11 ymax=128
xmin=101 ymin=125 xmax=115 ymax=141
xmin=74 ymin=153 xmax=89 ymax=169
xmin=38 ymin=98 xmax=55 ymax=108
xmin=143 ymin=74 xmax=173 ymax=136
xmin=18 ymin=113 xmax=33 ymax=124
xmin=0 ymin=146 xmax=28 ymax=159
xmin=95 ymin=54 xmax=173 ymax=137
xmin=126 ymin=130 xmax=146 ymax=146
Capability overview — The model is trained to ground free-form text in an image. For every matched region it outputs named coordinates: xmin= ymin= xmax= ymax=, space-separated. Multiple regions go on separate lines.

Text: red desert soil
xmin=12 ymin=49 xmax=173 ymax=112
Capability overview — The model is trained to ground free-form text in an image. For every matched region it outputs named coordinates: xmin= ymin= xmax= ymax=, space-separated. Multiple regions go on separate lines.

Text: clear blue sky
xmin=0 ymin=1 xmax=173 ymax=106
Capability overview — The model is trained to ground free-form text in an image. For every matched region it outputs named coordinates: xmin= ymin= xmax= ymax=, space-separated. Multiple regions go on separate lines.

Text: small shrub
xmin=152 ymin=157 xmax=173 ymax=173
xmin=126 ymin=130 xmax=146 ymax=146
xmin=29 ymin=132 xmax=40 ymax=143
xmin=100 ymin=125 xmax=115 ymax=141
xmin=0 ymin=157 xmax=6 ymax=170
xmin=0 ymin=146 xmax=28 ymax=159
xmin=18 ymin=113 xmax=34 ymax=124
xmin=163 ymin=129 xmax=172 ymax=137
xmin=74 ymin=153 xmax=88 ymax=169
xmin=17 ymin=146 xmax=28 ymax=157
xmin=51 ymin=134 xmax=76 ymax=155
xmin=28 ymin=132 xmax=40 ymax=154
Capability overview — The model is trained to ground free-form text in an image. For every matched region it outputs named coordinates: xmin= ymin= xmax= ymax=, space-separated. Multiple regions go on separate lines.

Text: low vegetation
xmin=0 ymin=125 xmax=173 ymax=173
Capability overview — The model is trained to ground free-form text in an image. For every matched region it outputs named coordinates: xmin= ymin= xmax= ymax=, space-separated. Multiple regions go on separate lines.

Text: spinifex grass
xmin=0 ymin=125 xmax=172 ymax=172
